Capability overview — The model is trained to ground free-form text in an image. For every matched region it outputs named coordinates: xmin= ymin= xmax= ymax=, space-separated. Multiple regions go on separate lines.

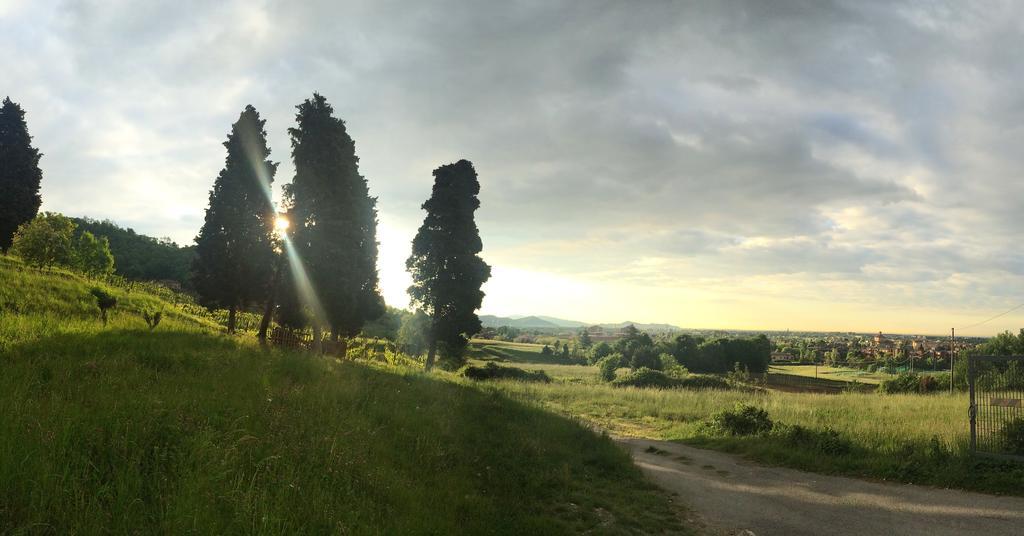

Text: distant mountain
xmin=480 ymin=314 xmax=681 ymax=332
xmin=480 ymin=315 xmax=561 ymax=329
xmin=598 ymin=321 xmax=681 ymax=332
xmin=533 ymin=316 xmax=589 ymax=328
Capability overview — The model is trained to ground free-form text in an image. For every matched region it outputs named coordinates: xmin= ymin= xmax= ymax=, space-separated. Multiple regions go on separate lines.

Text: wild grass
xmin=480 ymin=360 xmax=1024 ymax=495
xmin=770 ymin=364 xmax=947 ymax=385
xmin=0 ymin=255 xmax=690 ymax=534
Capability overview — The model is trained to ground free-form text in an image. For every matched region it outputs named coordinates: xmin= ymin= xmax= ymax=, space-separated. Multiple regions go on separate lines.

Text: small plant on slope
xmin=89 ymin=287 xmax=117 ymax=326
xmin=142 ymin=309 xmax=162 ymax=330
xmin=702 ymin=403 xmax=773 ymax=436
xmin=1001 ymin=418 xmax=1024 ymax=455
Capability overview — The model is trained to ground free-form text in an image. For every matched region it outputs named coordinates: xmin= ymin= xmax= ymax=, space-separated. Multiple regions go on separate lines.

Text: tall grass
xmin=481 ymin=378 xmax=1024 ymax=495
xmin=0 ymin=255 xmax=690 ymax=534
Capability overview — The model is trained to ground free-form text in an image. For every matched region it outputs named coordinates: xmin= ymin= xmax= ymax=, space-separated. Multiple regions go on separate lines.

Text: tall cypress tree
xmin=0 ymin=97 xmax=43 ymax=252
xmin=283 ymin=93 xmax=383 ymax=349
xmin=192 ymin=105 xmax=277 ymax=332
xmin=407 ymin=159 xmax=492 ymax=370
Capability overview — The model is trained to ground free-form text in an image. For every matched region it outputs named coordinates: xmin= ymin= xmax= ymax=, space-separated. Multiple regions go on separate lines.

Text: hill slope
xmin=480 ymin=314 xmax=682 ymax=331
xmin=0 ymin=255 xmax=688 ymax=534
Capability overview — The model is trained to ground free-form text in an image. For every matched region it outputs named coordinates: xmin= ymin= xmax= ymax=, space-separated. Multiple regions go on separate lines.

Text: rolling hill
xmin=0 ymin=255 xmax=688 ymax=534
xmin=480 ymin=314 xmax=682 ymax=332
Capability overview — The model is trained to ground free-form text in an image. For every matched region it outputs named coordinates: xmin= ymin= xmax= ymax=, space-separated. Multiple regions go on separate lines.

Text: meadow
xmin=769 ymin=363 xmax=947 ymax=385
xmin=467 ymin=339 xmax=1024 ymax=495
xmin=0 ymin=256 xmax=690 ymax=534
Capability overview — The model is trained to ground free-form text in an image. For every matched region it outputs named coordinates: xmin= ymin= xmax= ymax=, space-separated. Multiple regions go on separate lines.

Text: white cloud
xmin=5 ymin=0 xmax=1024 ymax=332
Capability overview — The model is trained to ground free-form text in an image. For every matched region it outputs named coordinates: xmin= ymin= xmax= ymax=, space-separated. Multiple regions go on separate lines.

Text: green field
xmin=769 ymin=364 xmax=948 ymax=385
xmin=468 ymin=339 xmax=601 ymax=382
xmin=465 ymin=340 xmax=1024 ymax=495
xmin=0 ymin=257 xmax=690 ymax=534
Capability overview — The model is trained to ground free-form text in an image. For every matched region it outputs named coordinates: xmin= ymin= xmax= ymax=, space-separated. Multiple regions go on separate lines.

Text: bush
xmin=878 ymin=373 xmax=941 ymax=394
xmin=598 ymin=353 xmax=623 ymax=382
xmin=659 ymin=353 xmax=689 ymax=379
xmin=89 ymin=287 xmax=117 ymax=326
xmin=459 ymin=363 xmax=550 ymax=383
xmin=12 ymin=213 xmax=115 ymax=275
xmin=774 ymin=424 xmax=852 ymax=456
xmin=588 ymin=341 xmax=613 ymax=365
xmin=611 ymin=367 xmax=677 ymax=389
xmin=676 ymin=375 xmax=732 ymax=390
xmin=1000 ymin=418 xmax=1024 ymax=455
xmin=142 ymin=309 xmax=162 ymax=330
xmin=702 ymin=403 xmax=773 ymax=436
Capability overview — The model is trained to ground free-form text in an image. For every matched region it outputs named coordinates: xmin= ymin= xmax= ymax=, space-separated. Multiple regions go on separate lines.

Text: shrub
xmin=11 ymin=212 xmax=76 ymax=268
xmin=459 ymin=363 xmax=550 ymax=383
xmin=878 ymin=373 xmax=941 ymax=394
xmin=598 ymin=353 xmax=623 ymax=382
xmin=588 ymin=342 xmax=613 ymax=364
xmin=72 ymin=231 xmax=115 ymax=275
xmin=918 ymin=374 xmax=938 ymax=392
xmin=89 ymin=287 xmax=117 ymax=326
xmin=774 ymin=424 xmax=852 ymax=455
xmin=676 ymin=375 xmax=732 ymax=390
xmin=611 ymin=367 xmax=677 ymax=389
xmin=11 ymin=213 xmax=115 ymax=275
xmin=702 ymin=403 xmax=773 ymax=436
xmin=727 ymin=362 xmax=752 ymax=385
xmin=142 ymin=310 xmax=162 ymax=330
xmin=1000 ymin=418 xmax=1024 ymax=455
xmin=659 ymin=353 xmax=689 ymax=379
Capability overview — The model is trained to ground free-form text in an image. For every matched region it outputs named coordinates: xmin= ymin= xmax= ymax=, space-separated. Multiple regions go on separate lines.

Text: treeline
xmin=193 ymin=96 xmax=490 ymax=369
xmin=581 ymin=326 xmax=771 ymax=375
xmin=0 ymin=94 xmax=491 ymax=369
xmin=73 ymin=218 xmax=195 ymax=287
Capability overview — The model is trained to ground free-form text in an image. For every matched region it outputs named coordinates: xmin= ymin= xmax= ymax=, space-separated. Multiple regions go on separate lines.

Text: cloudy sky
xmin=5 ymin=0 xmax=1024 ymax=334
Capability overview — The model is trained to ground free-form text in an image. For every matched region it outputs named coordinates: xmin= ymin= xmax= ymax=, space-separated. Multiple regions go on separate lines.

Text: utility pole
xmin=950 ymin=327 xmax=955 ymax=394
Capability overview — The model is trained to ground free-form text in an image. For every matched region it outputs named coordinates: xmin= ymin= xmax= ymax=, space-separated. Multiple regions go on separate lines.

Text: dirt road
xmin=618 ymin=437 xmax=1024 ymax=536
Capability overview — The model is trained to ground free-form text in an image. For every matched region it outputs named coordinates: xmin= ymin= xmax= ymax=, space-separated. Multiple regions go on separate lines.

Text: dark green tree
xmin=73 ymin=217 xmax=195 ymax=286
xmin=0 ymin=97 xmax=43 ymax=252
xmin=192 ymin=105 xmax=277 ymax=333
xmin=579 ymin=328 xmax=593 ymax=349
xmin=407 ymin=160 xmax=492 ymax=370
xmin=282 ymin=93 xmax=383 ymax=350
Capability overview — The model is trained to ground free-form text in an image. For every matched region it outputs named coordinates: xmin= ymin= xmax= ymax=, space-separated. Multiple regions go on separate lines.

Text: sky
xmin=4 ymin=0 xmax=1024 ymax=335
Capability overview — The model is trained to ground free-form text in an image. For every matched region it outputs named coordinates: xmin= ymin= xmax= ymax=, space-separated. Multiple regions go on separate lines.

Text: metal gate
xmin=968 ymin=355 xmax=1024 ymax=460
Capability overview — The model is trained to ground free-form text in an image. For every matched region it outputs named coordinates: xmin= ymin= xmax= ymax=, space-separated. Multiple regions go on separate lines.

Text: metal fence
xmin=968 ymin=355 xmax=1024 ymax=460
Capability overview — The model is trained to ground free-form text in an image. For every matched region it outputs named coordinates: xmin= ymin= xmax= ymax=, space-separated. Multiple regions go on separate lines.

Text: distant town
xmin=479 ymin=314 xmax=986 ymax=368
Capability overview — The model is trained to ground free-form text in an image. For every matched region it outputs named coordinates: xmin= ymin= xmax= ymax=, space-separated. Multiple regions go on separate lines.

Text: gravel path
xmin=618 ymin=437 xmax=1024 ymax=536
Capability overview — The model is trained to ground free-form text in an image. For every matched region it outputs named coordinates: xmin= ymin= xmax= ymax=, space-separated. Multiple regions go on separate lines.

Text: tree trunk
xmin=339 ymin=337 xmax=348 ymax=359
xmin=257 ymin=297 xmax=274 ymax=344
xmin=227 ymin=305 xmax=237 ymax=334
xmin=257 ymin=283 xmax=278 ymax=344
xmin=258 ymin=256 xmax=284 ymax=344
xmin=425 ymin=338 xmax=437 ymax=371
xmin=312 ymin=324 xmax=323 ymax=355
xmin=425 ymin=313 xmax=439 ymax=371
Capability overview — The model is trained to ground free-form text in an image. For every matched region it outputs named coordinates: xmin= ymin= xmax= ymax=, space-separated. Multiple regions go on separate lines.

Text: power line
xmin=957 ymin=301 xmax=1024 ymax=331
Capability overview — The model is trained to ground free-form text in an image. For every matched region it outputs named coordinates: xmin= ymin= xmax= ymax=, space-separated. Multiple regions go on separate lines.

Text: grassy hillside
xmin=0 ymin=256 xmax=689 ymax=534
xmin=479 ymin=355 xmax=1024 ymax=496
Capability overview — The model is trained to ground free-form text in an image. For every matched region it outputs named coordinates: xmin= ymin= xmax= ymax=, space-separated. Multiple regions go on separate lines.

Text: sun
xmin=274 ymin=215 xmax=290 ymax=232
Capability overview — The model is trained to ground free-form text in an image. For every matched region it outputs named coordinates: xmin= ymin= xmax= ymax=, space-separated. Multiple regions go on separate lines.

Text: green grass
xmin=770 ymin=364 xmax=889 ymax=384
xmin=0 ymin=256 xmax=690 ymax=534
xmin=468 ymin=339 xmax=599 ymax=382
xmin=770 ymin=364 xmax=947 ymax=385
xmin=481 ymin=353 xmax=1024 ymax=496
